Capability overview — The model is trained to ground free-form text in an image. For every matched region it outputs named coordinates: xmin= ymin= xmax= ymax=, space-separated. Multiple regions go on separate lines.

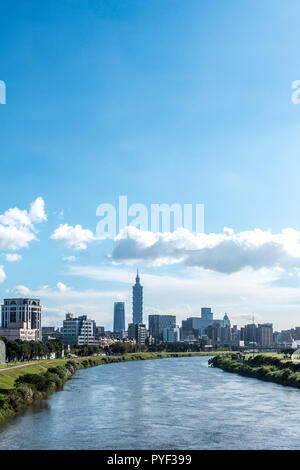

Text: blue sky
xmin=1 ymin=0 xmax=300 ymax=330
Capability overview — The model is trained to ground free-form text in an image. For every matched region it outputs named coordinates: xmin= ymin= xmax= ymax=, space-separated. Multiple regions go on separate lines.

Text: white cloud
xmin=63 ymin=255 xmax=76 ymax=262
xmin=56 ymin=282 xmax=69 ymax=292
xmin=51 ymin=224 xmax=95 ymax=250
xmin=0 ymin=208 xmax=32 ymax=227
xmin=68 ymin=264 xmax=136 ymax=284
xmin=10 ymin=282 xmax=125 ymax=301
xmin=111 ymin=226 xmax=300 ymax=273
xmin=12 ymin=285 xmax=31 ymax=296
xmin=5 ymin=253 xmax=22 ymax=262
xmin=0 ymin=225 xmax=35 ymax=251
xmin=29 ymin=197 xmax=47 ymax=223
xmin=0 ymin=266 xmax=6 ymax=283
xmin=0 ymin=197 xmax=47 ymax=251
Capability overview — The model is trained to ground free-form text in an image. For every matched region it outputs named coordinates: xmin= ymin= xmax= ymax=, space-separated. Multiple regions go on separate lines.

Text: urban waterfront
xmin=0 ymin=356 xmax=299 ymax=450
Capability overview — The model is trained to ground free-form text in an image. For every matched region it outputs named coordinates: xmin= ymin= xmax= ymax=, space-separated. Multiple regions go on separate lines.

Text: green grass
xmin=0 ymin=362 xmax=26 ymax=369
xmin=0 ymin=358 xmax=72 ymax=391
xmin=0 ymin=365 xmax=49 ymax=390
xmin=0 ymin=358 xmax=68 ymax=368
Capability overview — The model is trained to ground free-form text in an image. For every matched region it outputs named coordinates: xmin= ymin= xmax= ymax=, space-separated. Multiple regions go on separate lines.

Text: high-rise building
xmin=42 ymin=327 xmax=61 ymax=341
xmin=201 ymin=308 xmax=213 ymax=321
xmin=0 ymin=298 xmax=42 ymax=341
xmin=207 ymin=324 xmax=221 ymax=342
xmin=244 ymin=324 xmax=258 ymax=344
xmin=62 ymin=313 xmax=96 ymax=346
xmin=42 ymin=326 xmax=56 ymax=336
xmin=181 ymin=309 xmax=229 ymax=340
xmin=257 ymin=323 xmax=273 ymax=346
xmin=295 ymin=327 xmax=300 ymax=340
xmin=113 ymin=302 xmax=125 ymax=332
xmin=163 ymin=326 xmax=181 ymax=343
xmin=231 ymin=325 xmax=240 ymax=341
xmin=127 ymin=322 xmax=147 ymax=344
xmin=148 ymin=314 xmax=176 ymax=342
xmin=128 ymin=323 xmax=136 ymax=340
xmin=95 ymin=326 xmax=105 ymax=337
xmin=132 ymin=269 xmax=143 ymax=324
xmin=279 ymin=330 xmax=292 ymax=343
xmin=223 ymin=313 xmax=231 ymax=328
xmin=220 ymin=325 xmax=232 ymax=342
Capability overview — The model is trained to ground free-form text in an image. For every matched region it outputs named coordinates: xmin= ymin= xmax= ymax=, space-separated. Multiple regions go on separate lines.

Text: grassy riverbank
xmin=209 ymin=354 xmax=300 ymax=389
xmin=0 ymin=351 xmax=213 ymax=424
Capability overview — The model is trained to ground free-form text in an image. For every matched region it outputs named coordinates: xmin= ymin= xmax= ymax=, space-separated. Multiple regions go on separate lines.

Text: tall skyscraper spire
xmin=132 ymin=269 xmax=143 ymax=324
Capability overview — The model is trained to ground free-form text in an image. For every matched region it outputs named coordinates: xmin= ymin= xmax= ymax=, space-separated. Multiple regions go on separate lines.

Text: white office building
xmin=62 ymin=313 xmax=96 ymax=346
xmin=163 ymin=326 xmax=181 ymax=343
xmin=0 ymin=298 xmax=42 ymax=341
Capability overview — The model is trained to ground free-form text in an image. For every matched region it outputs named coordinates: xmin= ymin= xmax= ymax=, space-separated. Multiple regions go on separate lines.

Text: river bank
xmin=0 ymin=351 xmax=212 ymax=424
xmin=2 ymin=355 xmax=300 ymax=450
xmin=209 ymin=353 xmax=300 ymax=389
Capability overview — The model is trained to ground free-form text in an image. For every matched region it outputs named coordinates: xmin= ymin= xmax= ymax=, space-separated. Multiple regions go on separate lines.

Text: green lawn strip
xmin=0 ymin=360 xmax=48 ymax=369
xmin=0 ymin=365 xmax=49 ymax=390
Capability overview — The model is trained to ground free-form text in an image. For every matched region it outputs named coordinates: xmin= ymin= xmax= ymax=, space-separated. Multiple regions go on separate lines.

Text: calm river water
xmin=0 ymin=356 xmax=299 ymax=450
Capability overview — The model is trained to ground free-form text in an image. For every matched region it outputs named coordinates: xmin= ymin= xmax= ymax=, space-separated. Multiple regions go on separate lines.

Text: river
xmin=0 ymin=356 xmax=299 ymax=450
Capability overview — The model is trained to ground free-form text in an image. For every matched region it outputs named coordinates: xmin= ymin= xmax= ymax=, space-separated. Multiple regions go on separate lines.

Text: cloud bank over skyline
xmin=111 ymin=226 xmax=300 ymax=273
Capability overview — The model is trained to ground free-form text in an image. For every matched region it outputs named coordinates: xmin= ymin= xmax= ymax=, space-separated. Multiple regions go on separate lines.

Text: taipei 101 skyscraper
xmin=132 ymin=269 xmax=143 ymax=324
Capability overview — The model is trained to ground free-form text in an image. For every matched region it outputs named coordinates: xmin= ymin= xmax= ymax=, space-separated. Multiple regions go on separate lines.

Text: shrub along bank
xmin=209 ymin=354 xmax=300 ymax=388
xmin=0 ymin=359 xmax=86 ymax=424
xmin=0 ymin=351 xmax=207 ymax=424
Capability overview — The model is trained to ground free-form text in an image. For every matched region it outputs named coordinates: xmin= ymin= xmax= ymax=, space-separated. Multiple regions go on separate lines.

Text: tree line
xmin=0 ymin=337 xmax=64 ymax=362
xmin=71 ymin=341 xmax=205 ymax=356
xmin=0 ymin=337 xmax=207 ymax=363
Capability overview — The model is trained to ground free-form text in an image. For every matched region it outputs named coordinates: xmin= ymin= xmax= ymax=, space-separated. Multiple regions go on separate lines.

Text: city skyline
xmin=2 ymin=270 xmax=299 ymax=342
xmin=1 ymin=263 xmax=300 ymax=333
xmin=1 ymin=271 xmax=300 ymax=350
xmin=2 ymin=290 xmax=299 ymax=350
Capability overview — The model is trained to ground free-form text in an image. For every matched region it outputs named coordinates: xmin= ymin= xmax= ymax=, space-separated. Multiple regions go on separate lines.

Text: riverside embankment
xmin=0 ymin=351 xmax=210 ymax=424
xmin=3 ymin=355 xmax=300 ymax=450
xmin=209 ymin=353 xmax=300 ymax=388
